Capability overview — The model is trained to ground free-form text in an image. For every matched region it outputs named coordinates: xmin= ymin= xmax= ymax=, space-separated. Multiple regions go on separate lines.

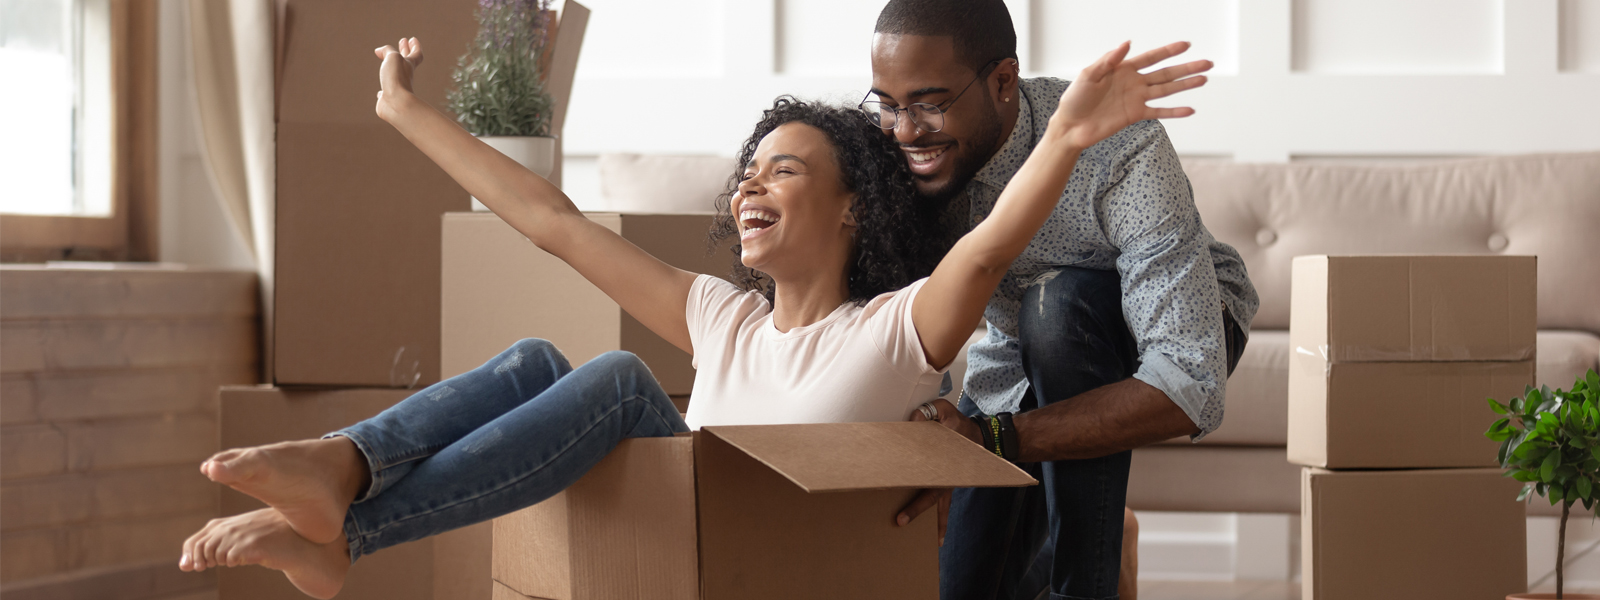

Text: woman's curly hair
xmin=710 ymin=96 xmax=943 ymax=304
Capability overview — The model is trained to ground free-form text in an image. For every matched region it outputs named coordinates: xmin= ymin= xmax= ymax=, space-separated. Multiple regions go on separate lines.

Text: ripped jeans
xmin=328 ymin=338 xmax=688 ymax=561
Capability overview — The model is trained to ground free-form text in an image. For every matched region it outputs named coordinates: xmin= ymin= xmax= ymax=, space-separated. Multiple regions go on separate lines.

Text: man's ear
xmin=841 ymin=196 xmax=859 ymax=228
xmin=991 ymin=58 xmax=1021 ymax=103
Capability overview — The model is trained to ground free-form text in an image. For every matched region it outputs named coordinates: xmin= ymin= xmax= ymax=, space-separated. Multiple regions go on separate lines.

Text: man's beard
xmin=913 ymin=98 xmax=1005 ymax=209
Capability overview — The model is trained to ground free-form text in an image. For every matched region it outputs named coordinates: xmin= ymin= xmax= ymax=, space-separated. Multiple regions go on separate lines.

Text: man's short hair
xmin=874 ymin=0 xmax=1018 ymax=73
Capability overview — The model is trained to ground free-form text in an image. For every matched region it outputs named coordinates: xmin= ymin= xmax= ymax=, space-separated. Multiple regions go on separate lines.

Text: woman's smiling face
xmin=732 ymin=122 xmax=858 ymax=280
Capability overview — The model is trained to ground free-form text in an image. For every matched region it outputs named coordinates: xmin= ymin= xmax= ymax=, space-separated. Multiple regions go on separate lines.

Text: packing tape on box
xmin=391 ymin=347 xmax=422 ymax=389
xmin=1293 ymin=343 xmax=1536 ymax=364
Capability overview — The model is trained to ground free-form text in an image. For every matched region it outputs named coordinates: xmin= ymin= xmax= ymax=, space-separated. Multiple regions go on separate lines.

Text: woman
xmin=178 ymin=37 xmax=1210 ymax=599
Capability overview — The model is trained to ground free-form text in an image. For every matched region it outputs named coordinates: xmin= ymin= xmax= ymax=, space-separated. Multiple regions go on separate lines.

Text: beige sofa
xmin=594 ymin=151 xmax=1600 ymax=516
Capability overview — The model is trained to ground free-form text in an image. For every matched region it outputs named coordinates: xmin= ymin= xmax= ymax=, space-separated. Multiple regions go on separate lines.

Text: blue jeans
xmin=329 ymin=338 xmax=688 ymax=561
xmin=940 ymin=267 xmax=1245 ymax=600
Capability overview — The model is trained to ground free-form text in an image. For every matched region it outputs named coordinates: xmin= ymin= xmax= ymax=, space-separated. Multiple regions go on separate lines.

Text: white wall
xmin=560 ymin=0 xmax=1600 ymax=184
xmin=556 ymin=0 xmax=1600 ymax=585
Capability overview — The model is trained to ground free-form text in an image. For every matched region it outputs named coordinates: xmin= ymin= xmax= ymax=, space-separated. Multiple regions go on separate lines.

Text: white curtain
xmin=188 ymin=0 xmax=276 ymax=380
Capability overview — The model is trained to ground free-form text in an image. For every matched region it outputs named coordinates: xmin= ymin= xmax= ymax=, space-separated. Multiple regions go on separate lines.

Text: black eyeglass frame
xmin=858 ymin=59 xmax=1003 ymax=133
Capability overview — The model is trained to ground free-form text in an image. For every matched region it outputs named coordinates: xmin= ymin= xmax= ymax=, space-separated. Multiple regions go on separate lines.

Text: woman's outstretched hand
xmin=1051 ymin=41 xmax=1211 ymax=151
xmin=374 ymin=37 xmax=425 ymax=122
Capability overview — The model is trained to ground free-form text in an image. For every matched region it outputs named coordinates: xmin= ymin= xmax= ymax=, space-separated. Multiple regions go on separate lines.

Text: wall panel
xmin=1031 ymin=0 xmax=1240 ymax=75
xmin=1561 ymin=0 xmax=1600 ymax=72
xmin=576 ymin=0 xmax=724 ymax=77
xmin=776 ymin=0 xmax=887 ymax=76
xmin=1291 ymin=0 xmax=1504 ymax=74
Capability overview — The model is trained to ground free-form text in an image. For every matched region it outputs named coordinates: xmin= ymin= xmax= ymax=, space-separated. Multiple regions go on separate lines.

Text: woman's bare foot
xmin=201 ymin=437 xmax=368 ymax=544
xmin=179 ymin=508 xmax=350 ymax=600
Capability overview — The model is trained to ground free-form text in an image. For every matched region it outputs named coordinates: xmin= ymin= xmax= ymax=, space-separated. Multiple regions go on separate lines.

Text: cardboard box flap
xmin=700 ymin=422 xmax=1036 ymax=493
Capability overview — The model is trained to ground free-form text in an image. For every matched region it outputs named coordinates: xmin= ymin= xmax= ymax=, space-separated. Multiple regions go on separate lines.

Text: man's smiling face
xmin=869 ymin=33 xmax=1013 ymax=205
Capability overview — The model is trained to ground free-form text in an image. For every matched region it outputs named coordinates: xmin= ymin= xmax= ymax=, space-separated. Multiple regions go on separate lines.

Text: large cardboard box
xmin=1301 ymin=467 xmax=1525 ymax=600
xmin=441 ymin=211 xmax=733 ymax=395
xmin=1289 ymin=255 xmax=1536 ymax=363
xmin=1287 ymin=255 xmax=1539 ymax=469
xmin=274 ymin=0 xmax=481 ymax=387
xmin=492 ymin=422 xmax=1036 ymax=600
xmin=1287 ymin=359 xmax=1534 ymax=468
xmin=217 ymin=386 xmax=483 ymax=600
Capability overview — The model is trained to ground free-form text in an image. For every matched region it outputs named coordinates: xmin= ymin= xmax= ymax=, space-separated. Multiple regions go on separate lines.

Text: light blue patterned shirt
xmin=959 ymin=77 xmax=1258 ymax=439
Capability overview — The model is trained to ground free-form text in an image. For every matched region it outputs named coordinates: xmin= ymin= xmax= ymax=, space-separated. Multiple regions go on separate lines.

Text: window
xmin=0 ymin=0 xmax=112 ymax=216
xmin=0 ymin=0 xmax=156 ymax=262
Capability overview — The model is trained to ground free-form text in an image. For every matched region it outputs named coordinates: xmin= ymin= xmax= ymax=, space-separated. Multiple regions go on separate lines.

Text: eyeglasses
xmin=859 ymin=59 xmax=1001 ymax=133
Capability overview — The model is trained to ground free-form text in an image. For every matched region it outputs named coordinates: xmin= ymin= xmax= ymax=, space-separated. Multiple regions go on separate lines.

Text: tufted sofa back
xmin=1185 ymin=152 xmax=1600 ymax=333
xmin=596 ymin=152 xmax=1600 ymax=335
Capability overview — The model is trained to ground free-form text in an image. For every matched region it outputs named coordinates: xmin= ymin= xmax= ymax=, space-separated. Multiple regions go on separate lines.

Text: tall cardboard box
xmin=1301 ymin=468 xmax=1525 ymax=600
xmin=441 ymin=212 xmax=733 ymax=395
xmin=1287 ymin=255 xmax=1537 ymax=468
xmin=218 ymin=386 xmax=434 ymax=600
xmin=274 ymin=0 xmax=480 ymax=387
xmin=492 ymin=422 xmax=1036 ymax=600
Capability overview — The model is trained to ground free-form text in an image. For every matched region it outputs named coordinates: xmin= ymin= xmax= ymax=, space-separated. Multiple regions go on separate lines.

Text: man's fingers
xmin=375 ymin=45 xmax=395 ymax=60
xmin=897 ymin=488 xmax=942 ymax=526
xmin=1143 ymin=59 xmax=1212 ymax=85
xmin=937 ymin=489 xmax=951 ymax=544
xmin=1126 ymin=40 xmax=1191 ymax=71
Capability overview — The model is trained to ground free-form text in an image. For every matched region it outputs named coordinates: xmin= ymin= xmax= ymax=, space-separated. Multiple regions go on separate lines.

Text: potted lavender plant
xmin=1488 ymin=369 xmax=1600 ymax=599
xmin=449 ymin=0 xmax=558 ymax=210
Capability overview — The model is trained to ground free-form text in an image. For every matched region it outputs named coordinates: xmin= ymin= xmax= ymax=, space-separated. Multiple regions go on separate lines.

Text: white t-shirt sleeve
xmin=861 ymin=277 xmax=947 ymax=380
xmin=685 ymin=274 xmax=749 ymax=369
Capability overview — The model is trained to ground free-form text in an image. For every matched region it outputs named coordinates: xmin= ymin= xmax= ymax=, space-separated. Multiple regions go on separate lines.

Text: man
xmin=869 ymin=1 xmax=1258 ymax=599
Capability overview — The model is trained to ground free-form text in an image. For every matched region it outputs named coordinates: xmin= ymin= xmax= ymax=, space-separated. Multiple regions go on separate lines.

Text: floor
xmin=1138 ymin=581 xmax=1600 ymax=600
xmin=1139 ymin=580 xmax=1298 ymax=600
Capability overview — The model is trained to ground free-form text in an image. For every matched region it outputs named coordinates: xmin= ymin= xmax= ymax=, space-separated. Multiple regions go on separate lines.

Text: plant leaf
xmin=1579 ymin=476 xmax=1593 ymax=500
xmin=1519 ymin=483 xmax=1535 ymax=502
xmin=1543 ymin=449 xmax=1561 ymax=481
xmin=1489 ymin=398 xmax=1508 ymax=415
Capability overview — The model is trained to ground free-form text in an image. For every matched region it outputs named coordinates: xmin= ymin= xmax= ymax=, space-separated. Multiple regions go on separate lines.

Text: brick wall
xmin=0 ymin=266 xmax=259 ymax=600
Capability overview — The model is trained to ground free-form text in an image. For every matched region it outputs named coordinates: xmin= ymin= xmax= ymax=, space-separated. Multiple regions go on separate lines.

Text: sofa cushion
xmin=1185 ymin=152 xmax=1600 ymax=335
xmin=1192 ymin=330 xmax=1290 ymax=446
xmin=597 ymin=154 xmax=734 ymax=214
xmin=1538 ymin=330 xmax=1600 ymax=390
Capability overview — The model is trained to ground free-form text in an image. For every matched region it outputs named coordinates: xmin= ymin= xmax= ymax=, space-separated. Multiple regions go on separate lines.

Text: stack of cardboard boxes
xmin=217 ymin=2 xmax=587 ymax=599
xmin=1287 ymin=255 xmax=1535 ymax=599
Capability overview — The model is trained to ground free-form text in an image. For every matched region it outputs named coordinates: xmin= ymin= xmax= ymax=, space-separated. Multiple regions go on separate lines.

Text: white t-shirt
xmin=683 ymin=275 xmax=948 ymax=429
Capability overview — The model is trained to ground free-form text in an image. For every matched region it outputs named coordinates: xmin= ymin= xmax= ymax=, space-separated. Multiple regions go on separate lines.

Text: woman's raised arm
xmin=909 ymin=41 xmax=1212 ymax=369
xmin=373 ymin=39 xmax=699 ymax=354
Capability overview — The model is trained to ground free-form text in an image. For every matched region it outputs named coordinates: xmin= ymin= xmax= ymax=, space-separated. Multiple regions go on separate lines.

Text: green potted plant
xmin=1487 ymin=368 xmax=1600 ymax=600
xmin=449 ymin=0 xmax=558 ymax=210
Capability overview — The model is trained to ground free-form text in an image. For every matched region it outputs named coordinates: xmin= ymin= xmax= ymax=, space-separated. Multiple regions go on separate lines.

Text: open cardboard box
xmin=492 ymin=422 xmax=1036 ymax=600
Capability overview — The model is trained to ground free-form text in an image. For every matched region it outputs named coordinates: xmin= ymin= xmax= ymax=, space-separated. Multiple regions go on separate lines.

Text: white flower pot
xmin=472 ymin=135 xmax=557 ymax=211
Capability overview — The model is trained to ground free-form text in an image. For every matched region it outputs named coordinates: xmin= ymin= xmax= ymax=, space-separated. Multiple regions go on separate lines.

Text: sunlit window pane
xmin=0 ymin=0 xmax=109 ymax=217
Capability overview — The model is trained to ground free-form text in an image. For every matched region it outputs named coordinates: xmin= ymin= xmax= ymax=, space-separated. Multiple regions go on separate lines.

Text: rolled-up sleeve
xmin=1100 ymin=122 xmax=1229 ymax=439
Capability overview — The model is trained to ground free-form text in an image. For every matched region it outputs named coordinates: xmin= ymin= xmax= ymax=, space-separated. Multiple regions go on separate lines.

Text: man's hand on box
xmin=896 ymin=398 xmax=978 ymax=545
xmin=373 ymin=37 xmax=425 ymax=122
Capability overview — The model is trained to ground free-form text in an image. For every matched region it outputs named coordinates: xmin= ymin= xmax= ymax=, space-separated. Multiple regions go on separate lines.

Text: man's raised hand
xmin=373 ymin=37 xmax=426 ymax=121
xmin=1051 ymin=40 xmax=1212 ymax=151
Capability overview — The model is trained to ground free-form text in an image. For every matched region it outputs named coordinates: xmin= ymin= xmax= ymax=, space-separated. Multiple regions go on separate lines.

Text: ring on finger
xmin=918 ymin=402 xmax=939 ymax=421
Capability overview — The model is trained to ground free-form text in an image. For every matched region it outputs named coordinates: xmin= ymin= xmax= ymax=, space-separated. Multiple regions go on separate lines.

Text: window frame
xmin=1 ymin=0 xmax=158 ymax=262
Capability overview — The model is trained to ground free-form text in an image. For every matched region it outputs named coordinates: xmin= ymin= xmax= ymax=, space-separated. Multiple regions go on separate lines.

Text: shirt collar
xmin=971 ymin=82 xmax=1038 ymax=190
